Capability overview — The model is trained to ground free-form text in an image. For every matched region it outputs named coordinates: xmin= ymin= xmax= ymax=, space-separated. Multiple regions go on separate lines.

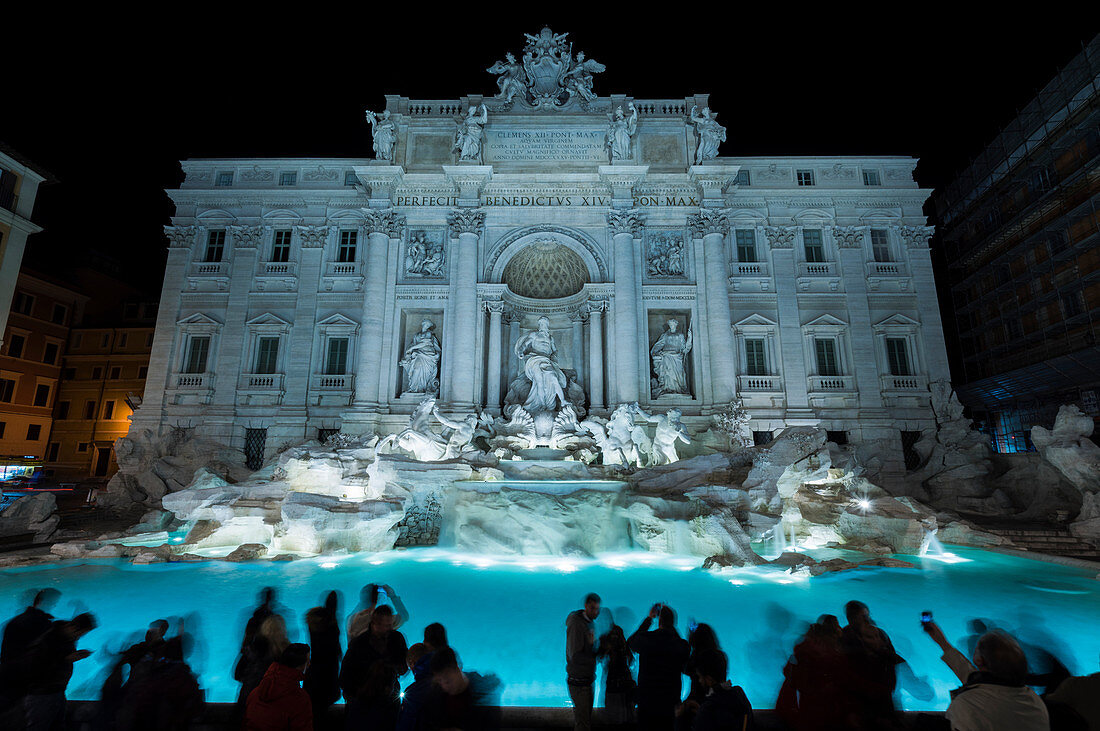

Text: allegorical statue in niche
xmin=406 ymin=231 xmax=445 ymax=278
xmin=650 ymin=318 xmax=693 ymax=398
xmin=364 ymin=109 xmax=397 ymax=161
xmin=486 ymin=53 xmax=527 ymax=104
xmin=398 ymin=319 xmax=441 ymax=395
xmin=453 ymin=104 xmax=489 ymax=162
xmin=513 ymin=316 xmax=567 ymax=415
xmin=605 ymin=103 xmax=638 ymax=162
xmin=688 ymin=105 xmax=727 ymax=164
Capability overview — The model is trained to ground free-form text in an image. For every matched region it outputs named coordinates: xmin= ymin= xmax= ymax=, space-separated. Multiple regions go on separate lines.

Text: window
xmin=77 ymin=442 xmax=89 ymax=452
xmin=1005 ymin=319 xmax=1023 ymax=340
xmin=271 ymin=230 xmax=292 ymax=262
xmin=118 ymin=333 xmax=128 ymax=348
xmin=57 ymin=401 xmax=70 ymax=419
xmin=12 ymin=292 xmax=34 ymax=316
xmin=753 ymin=431 xmax=773 ymax=446
xmin=279 ymin=171 xmax=297 ymax=186
xmin=83 ymin=400 xmax=97 ymax=419
xmin=1061 ymin=290 xmax=1084 ymax=318
xmin=815 ymin=338 xmax=839 ymax=376
xmin=344 ymin=171 xmax=359 ymax=186
xmin=146 ymin=333 xmax=154 ymax=347
xmin=216 ymin=172 xmax=234 ymax=187
xmin=338 ymin=231 xmax=358 ymax=263
xmin=735 ymin=229 xmax=757 ymax=263
xmin=72 ymin=333 xmax=83 ymax=348
xmin=46 ymin=443 xmax=60 ymax=462
xmin=255 ymin=337 xmax=280 ymax=374
xmin=138 ymin=366 xmax=148 ymax=379
xmin=796 ymin=169 xmax=815 ymax=186
xmin=184 ymin=336 xmax=210 ymax=374
xmin=101 ymin=333 xmax=111 ymax=348
xmin=326 ymin=338 xmax=349 ymax=375
xmin=745 ymin=339 xmax=767 ymax=376
xmin=245 ymin=428 xmax=267 ymax=470
xmin=886 ymin=338 xmax=911 ymax=376
xmin=734 ymin=170 xmax=751 ymax=186
xmin=27 ymin=424 xmax=41 ymax=441
xmin=862 ymin=170 xmax=881 ymax=186
xmin=0 ymin=379 xmax=14 ymax=402
xmin=42 ymin=343 xmax=59 ymax=365
xmin=0 ymin=422 xmax=5 ymax=438
xmin=827 ymin=430 xmax=848 ymax=445
xmin=103 ymin=400 xmax=115 ymax=419
xmin=204 ymin=230 xmax=226 ymax=262
xmin=109 ymin=367 xmax=121 ymax=380
xmin=870 ymin=229 xmax=891 ymax=262
xmin=33 ymin=384 xmax=50 ymax=407
xmin=51 ymin=304 xmax=68 ymax=325
xmin=803 ymin=229 xmax=825 ymax=262
xmin=8 ymin=334 xmax=25 ymax=359
xmin=91 ymin=366 xmax=102 ymax=380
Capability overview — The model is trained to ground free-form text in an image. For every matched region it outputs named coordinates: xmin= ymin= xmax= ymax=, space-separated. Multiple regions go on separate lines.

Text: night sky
xmin=3 ymin=14 xmax=1093 ymax=292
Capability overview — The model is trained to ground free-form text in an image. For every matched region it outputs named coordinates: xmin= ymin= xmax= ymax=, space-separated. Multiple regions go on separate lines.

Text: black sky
xmin=2 ymin=13 xmax=1094 ymax=291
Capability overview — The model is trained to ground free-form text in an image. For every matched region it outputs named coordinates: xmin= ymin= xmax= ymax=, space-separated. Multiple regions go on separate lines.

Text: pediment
xmin=195 ymin=208 xmax=238 ymax=222
xmin=328 ymin=209 xmax=367 ymax=221
xmin=176 ymin=313 xmax=223 ymax=327
xmin=727 ymin=210 xmax=766 ymax=224
xmin=316 ymin=313 xmax=359 ymax=329
xmin=858 ymin=209 xmax=902 ymax=224
xmin=246 ymin=312 xmax=292 ymax=329
xmin=262 ymin=209 xmax=303 ymax=222
xmin=791 ymin=208 xmax=835 ymax=223
xmin=804 ymin=313 xmax=848 ymax=328
xmin=734 ymin=313 xmax=777 ymax=329
xmin=874 ymin=313 xmax=921 ymax=329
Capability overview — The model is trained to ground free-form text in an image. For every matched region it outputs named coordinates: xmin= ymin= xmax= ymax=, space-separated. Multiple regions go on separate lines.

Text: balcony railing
xmin=173 ymin=372 xmax=212 ymax=389
xmin=866 ymin=261 xmax=909 ymax=277
xmin=191 ymin=261 xmax=228 ymax=276
xmin=730 ymin=262 xmax=769 ymax=276
xmin=261 ymin=261 xmax=297 ymax=276
xmin=239 ymin=373 xmax=285 ymax=391
xmin=327 ymin=261 xmax=359 ymax=276
xmin=797 ymin=261 xmax=838 ymax=277
xmin=808 ymin=375 xmax=855 ymax=392
xmin=310 ymin=373 xmax=354 ymax=391
xmin=738 ymin=374 xmax=782 ymax=391
xmin=881 ymin=374 xmax=928 ymax=392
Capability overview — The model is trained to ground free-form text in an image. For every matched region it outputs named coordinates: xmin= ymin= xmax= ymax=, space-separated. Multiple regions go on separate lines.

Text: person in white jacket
xmin=922 ymin=619 xmax=1049 ymax=731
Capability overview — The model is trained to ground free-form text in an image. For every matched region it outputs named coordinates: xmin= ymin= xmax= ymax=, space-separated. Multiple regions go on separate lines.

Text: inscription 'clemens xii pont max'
xmin=483 ymin=128 xmax=607 ymax=162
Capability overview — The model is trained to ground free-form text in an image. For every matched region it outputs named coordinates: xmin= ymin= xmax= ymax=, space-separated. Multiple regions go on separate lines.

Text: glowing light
xmin=857 ymin=499 xmax=871 ymax=510
xmin=555 ymin=561 xmax=579 ymax=573
xmin=728 ymin=579 xmax=746 ymax=586
xmin=370 ymin=559 xmax=384 ymax=565
xmin=321 ymin=562 xmax=338 ymax=569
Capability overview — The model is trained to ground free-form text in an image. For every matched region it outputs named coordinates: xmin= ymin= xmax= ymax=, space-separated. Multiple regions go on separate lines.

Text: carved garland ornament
xmin=688 ymin=209 xmax=730 ymax=238
xmin=607 ymin=209 xmax=646 ymax=236
xmin=447 ymin=209 xmax=486 ymax=236
xmin=164 ymin=225 xmax=196 ymax=248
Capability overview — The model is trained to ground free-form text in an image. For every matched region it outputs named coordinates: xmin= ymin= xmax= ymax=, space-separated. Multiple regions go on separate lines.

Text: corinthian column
xmin=447 ymin=209 xmax=485 ymax=409
xmin=607 ymin=209 xmax=645 ymax=404
xmin=689 ymin=209 xmax=738 ymax=406
xmin=587 ymin=299 xmax=607 ymax=411
xmin=484 ymin=300 xmax=505 ymax=412
xmin=352 ymin=210 xmax=404 ymax=411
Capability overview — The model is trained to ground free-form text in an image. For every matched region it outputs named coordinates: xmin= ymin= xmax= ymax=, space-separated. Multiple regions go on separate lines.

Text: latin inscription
xmin=484 ymin=128 xmax=607 ymax=163
xmin=394 ymin=195 xmax=698 ymax=208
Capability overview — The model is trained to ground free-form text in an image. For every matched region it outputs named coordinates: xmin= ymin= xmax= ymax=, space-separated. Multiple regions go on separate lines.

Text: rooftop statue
xmin=606 ymin=103 xmax=638 ymax=162
xmin=364 ymin=109 xmax=397 ymax=161
xmin=689 ymin=105 xmax=727 ymax=164
xmin=487 ymin=27 xmax=605 ymax=109
xmin=453 ymin=104 xmax=488 ymax=162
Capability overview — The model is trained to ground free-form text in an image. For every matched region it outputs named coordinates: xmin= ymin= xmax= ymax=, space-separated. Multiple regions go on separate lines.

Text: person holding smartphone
xmin=347 ymin=583 xmax=410 ymax=642
xmin=628 ymin=602 xmax=690 ymax=730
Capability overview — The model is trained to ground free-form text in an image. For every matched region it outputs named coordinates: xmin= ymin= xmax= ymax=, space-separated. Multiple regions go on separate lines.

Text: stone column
xmin=689 ymin=209 xmax=738 ymax=406
xmin=484 ymin=300 xmax=505 ymax=411
xmin=607 ymin=209 xmax=645 ymax=404
xmin=352 ymin=211 xmax=405 ymax=411
xmin=587 ymin=299 xmax=606 ymax=411
xmin=570 ymin=311 xmax=585 ymax=388
xmin=447 ymin=209 xmax=485 ymax=410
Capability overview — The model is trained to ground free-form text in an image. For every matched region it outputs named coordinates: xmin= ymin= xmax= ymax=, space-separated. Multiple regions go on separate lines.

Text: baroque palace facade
xmin=134 ymin=29 xmax=946 ymax=476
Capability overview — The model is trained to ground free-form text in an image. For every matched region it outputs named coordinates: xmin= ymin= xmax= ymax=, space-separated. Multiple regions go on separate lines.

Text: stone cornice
xmin=607 ymin=208 xmax=646 ymax=236
xmin=688 ymin=209 xmax=730 ymax=237
xmin=447 ymin=209 xmax=485 ymax=236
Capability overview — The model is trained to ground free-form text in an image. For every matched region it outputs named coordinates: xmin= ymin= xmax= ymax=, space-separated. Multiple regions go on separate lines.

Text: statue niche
xmin=502 ymin=315 xmax=587 ymax=446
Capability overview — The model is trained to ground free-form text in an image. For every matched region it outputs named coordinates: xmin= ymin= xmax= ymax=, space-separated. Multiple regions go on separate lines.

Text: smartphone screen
xmin=921 ymin=611 xmax=932 ymax=623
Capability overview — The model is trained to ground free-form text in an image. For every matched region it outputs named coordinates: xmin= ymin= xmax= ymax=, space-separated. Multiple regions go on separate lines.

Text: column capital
xmin=762 ymin=225 xmax=797 ymax=249
xmin=229 ymin=225 xmax=264 ymax=249
xmin=831 ymin=225 xmax=867 ymax=249
xmin=607 ymin=208 xmax=646 ymax=237
xmin=164 ymin=225 xmax=196 ymax=248
xmin=363 ymin=209 xmax=406 ymax=238
xmin=898 ymin=225 xmax=935 ymax=249
xmin=688 ymin=209 xmax=730 ymax=238
xmin=448 ymin=209 xmax=485 ymax=236
xmin=296 ymin=225 xmax=332 ymax=248
xmin=586 ymin=298 xmax=609 ymax=314
xmin=443 ymin=165 xmax=493 ymax=206
xmin=353 ymin=165 xmax=404 ymax=208
xmin=483 ymin=299 xmax=507 ymax=315
xmin=599 ymin=165 xmax=649 ymax=207
xmin=689 ymin=166 xmax=736 ymax=208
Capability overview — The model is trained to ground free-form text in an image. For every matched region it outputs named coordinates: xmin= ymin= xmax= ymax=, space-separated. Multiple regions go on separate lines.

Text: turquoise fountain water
xmin=2 ymin=545 xmax=1097 ymax=710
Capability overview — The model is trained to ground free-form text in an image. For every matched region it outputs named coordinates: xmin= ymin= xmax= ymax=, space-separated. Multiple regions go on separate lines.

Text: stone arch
xmin=487 ymin=225 xmax=608 ymax=284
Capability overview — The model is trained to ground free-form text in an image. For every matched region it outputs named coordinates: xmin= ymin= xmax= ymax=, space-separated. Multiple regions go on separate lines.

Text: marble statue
xmin=514 ymin=316 xmax=567 ymax=415
xmin=454 ymin=104 xmax=488 ymax=162
xmin=406 ymin=230 xmax=445 ymax=277
xmin=364 ymin=109 xmax=397 ymax=161
xmin=398 ymin=319 xmax=441 ymax=395
xmin=433 ymin=407 xmax=479 ymax=459
xmin=650 ymin=319 xmax=693 ymax=398
xmin=641 ymin=407 xmax=691 ymax=465
xmin=647 ymin=233 xmax=686 ymax=277
xmin=563 ymin=52 xmax=605 ymax=102
xmin=377 ymin=398 xmax=447 ymax=461
xmin=486 ymin=53 xmax=526 ymax=104
xmin=689 ymin=106 xmax=727 ymax=164
xmin=606 ymin=103 xmax=638 ymax=162
xmin=607 ymin=404 xmax=645 ymax=467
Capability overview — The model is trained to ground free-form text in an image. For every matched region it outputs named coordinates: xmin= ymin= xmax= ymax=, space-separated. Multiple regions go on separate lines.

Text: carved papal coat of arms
xmin=486 ymin=27 xmax=606 ymax=109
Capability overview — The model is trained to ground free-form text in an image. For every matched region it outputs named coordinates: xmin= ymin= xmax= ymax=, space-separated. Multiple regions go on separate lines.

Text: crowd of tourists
xmin=0 ymin=585 xmax=1097 ymax=730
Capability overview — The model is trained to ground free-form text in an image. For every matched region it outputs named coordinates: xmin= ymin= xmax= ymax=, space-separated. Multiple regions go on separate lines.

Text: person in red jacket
xmin=246 ymin=643 xmax=313 ymax=731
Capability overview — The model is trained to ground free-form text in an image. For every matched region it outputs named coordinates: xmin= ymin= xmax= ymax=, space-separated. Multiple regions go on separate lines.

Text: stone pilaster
xmin=587 ymin=299 xmax=607 ymax=411
xmin=447 ymin=209 xmax=485 ymax=409
xmin=835 ymin=227 xmax=884 ymax=413
xmin=570 ymin=310 xmax=586 ymax=390
xmin=900 ymin=225 xmax=949 ymax=383
xmin=484 ymin=300 xmax=505 ymax=412
xmin=689 ymin=209 xmax=737 ymax=407
xmin=763 ymin=225 xmax=813 ymax=422
xmin=607 ymin=208 xmax=645 ymax=404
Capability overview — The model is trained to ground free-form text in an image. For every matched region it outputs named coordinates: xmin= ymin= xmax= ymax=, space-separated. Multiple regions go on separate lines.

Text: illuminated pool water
xmin=2 ymin=546 xmax=1097 ymax=710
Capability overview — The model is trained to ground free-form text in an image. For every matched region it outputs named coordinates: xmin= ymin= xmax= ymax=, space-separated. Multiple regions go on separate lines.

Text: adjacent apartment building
xmin=934 ymin=35 xmax=1100 ymax=452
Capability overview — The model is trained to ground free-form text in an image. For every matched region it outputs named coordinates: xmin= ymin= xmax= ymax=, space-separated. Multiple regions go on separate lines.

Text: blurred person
xmin=340 ymin=604 xmax=408 ymax=728
xmin=566 ymin=592 xmax=601 ymax=731
xmin=628 ymin=603 xmax=690 ymax=731
xmin=922 ymin=619 xmax=1048 ymax=730
xmin=245 ymin=643 xmax=313 ymax=731
xmin=1044 ymin=653 xmax=1099 ymax=730
xmin=676 ymin=648 xmax=753 ymax=731
xmin=347 ymin=583 xmax=409 ymax=642
xmin=422 ymin=646 xmax=501 ymax=730
xmin=115 ymin=634 xmax=203 ymax=731
xmin=396 ymin=643 xmax=433 ymax=731
xmin=683 ymin=623 xmax=721 ymax=709
xmin=98 ymin=618 xmax=173 ymax=730
xmin=596 ymin=623 xmax=636 ymax=726
xmin=22 ymin=612 xmax=97 ymax=731
xmin=777 ymin=614 xmax=849 ymax=731
xmin=304 ymin=592 xmax=342 ymax=729
xmin=423 ymin=622 xmax=448 ymax=653
xmin=841 ymin=600 xmax=903 ymax=729
xmin=243 ymin=587 xmax=280 ymax=650
xmin=236 ymin=614 xmax=290 ymax=716
xmin=1 ymin=589 xmax=61 ymax=723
